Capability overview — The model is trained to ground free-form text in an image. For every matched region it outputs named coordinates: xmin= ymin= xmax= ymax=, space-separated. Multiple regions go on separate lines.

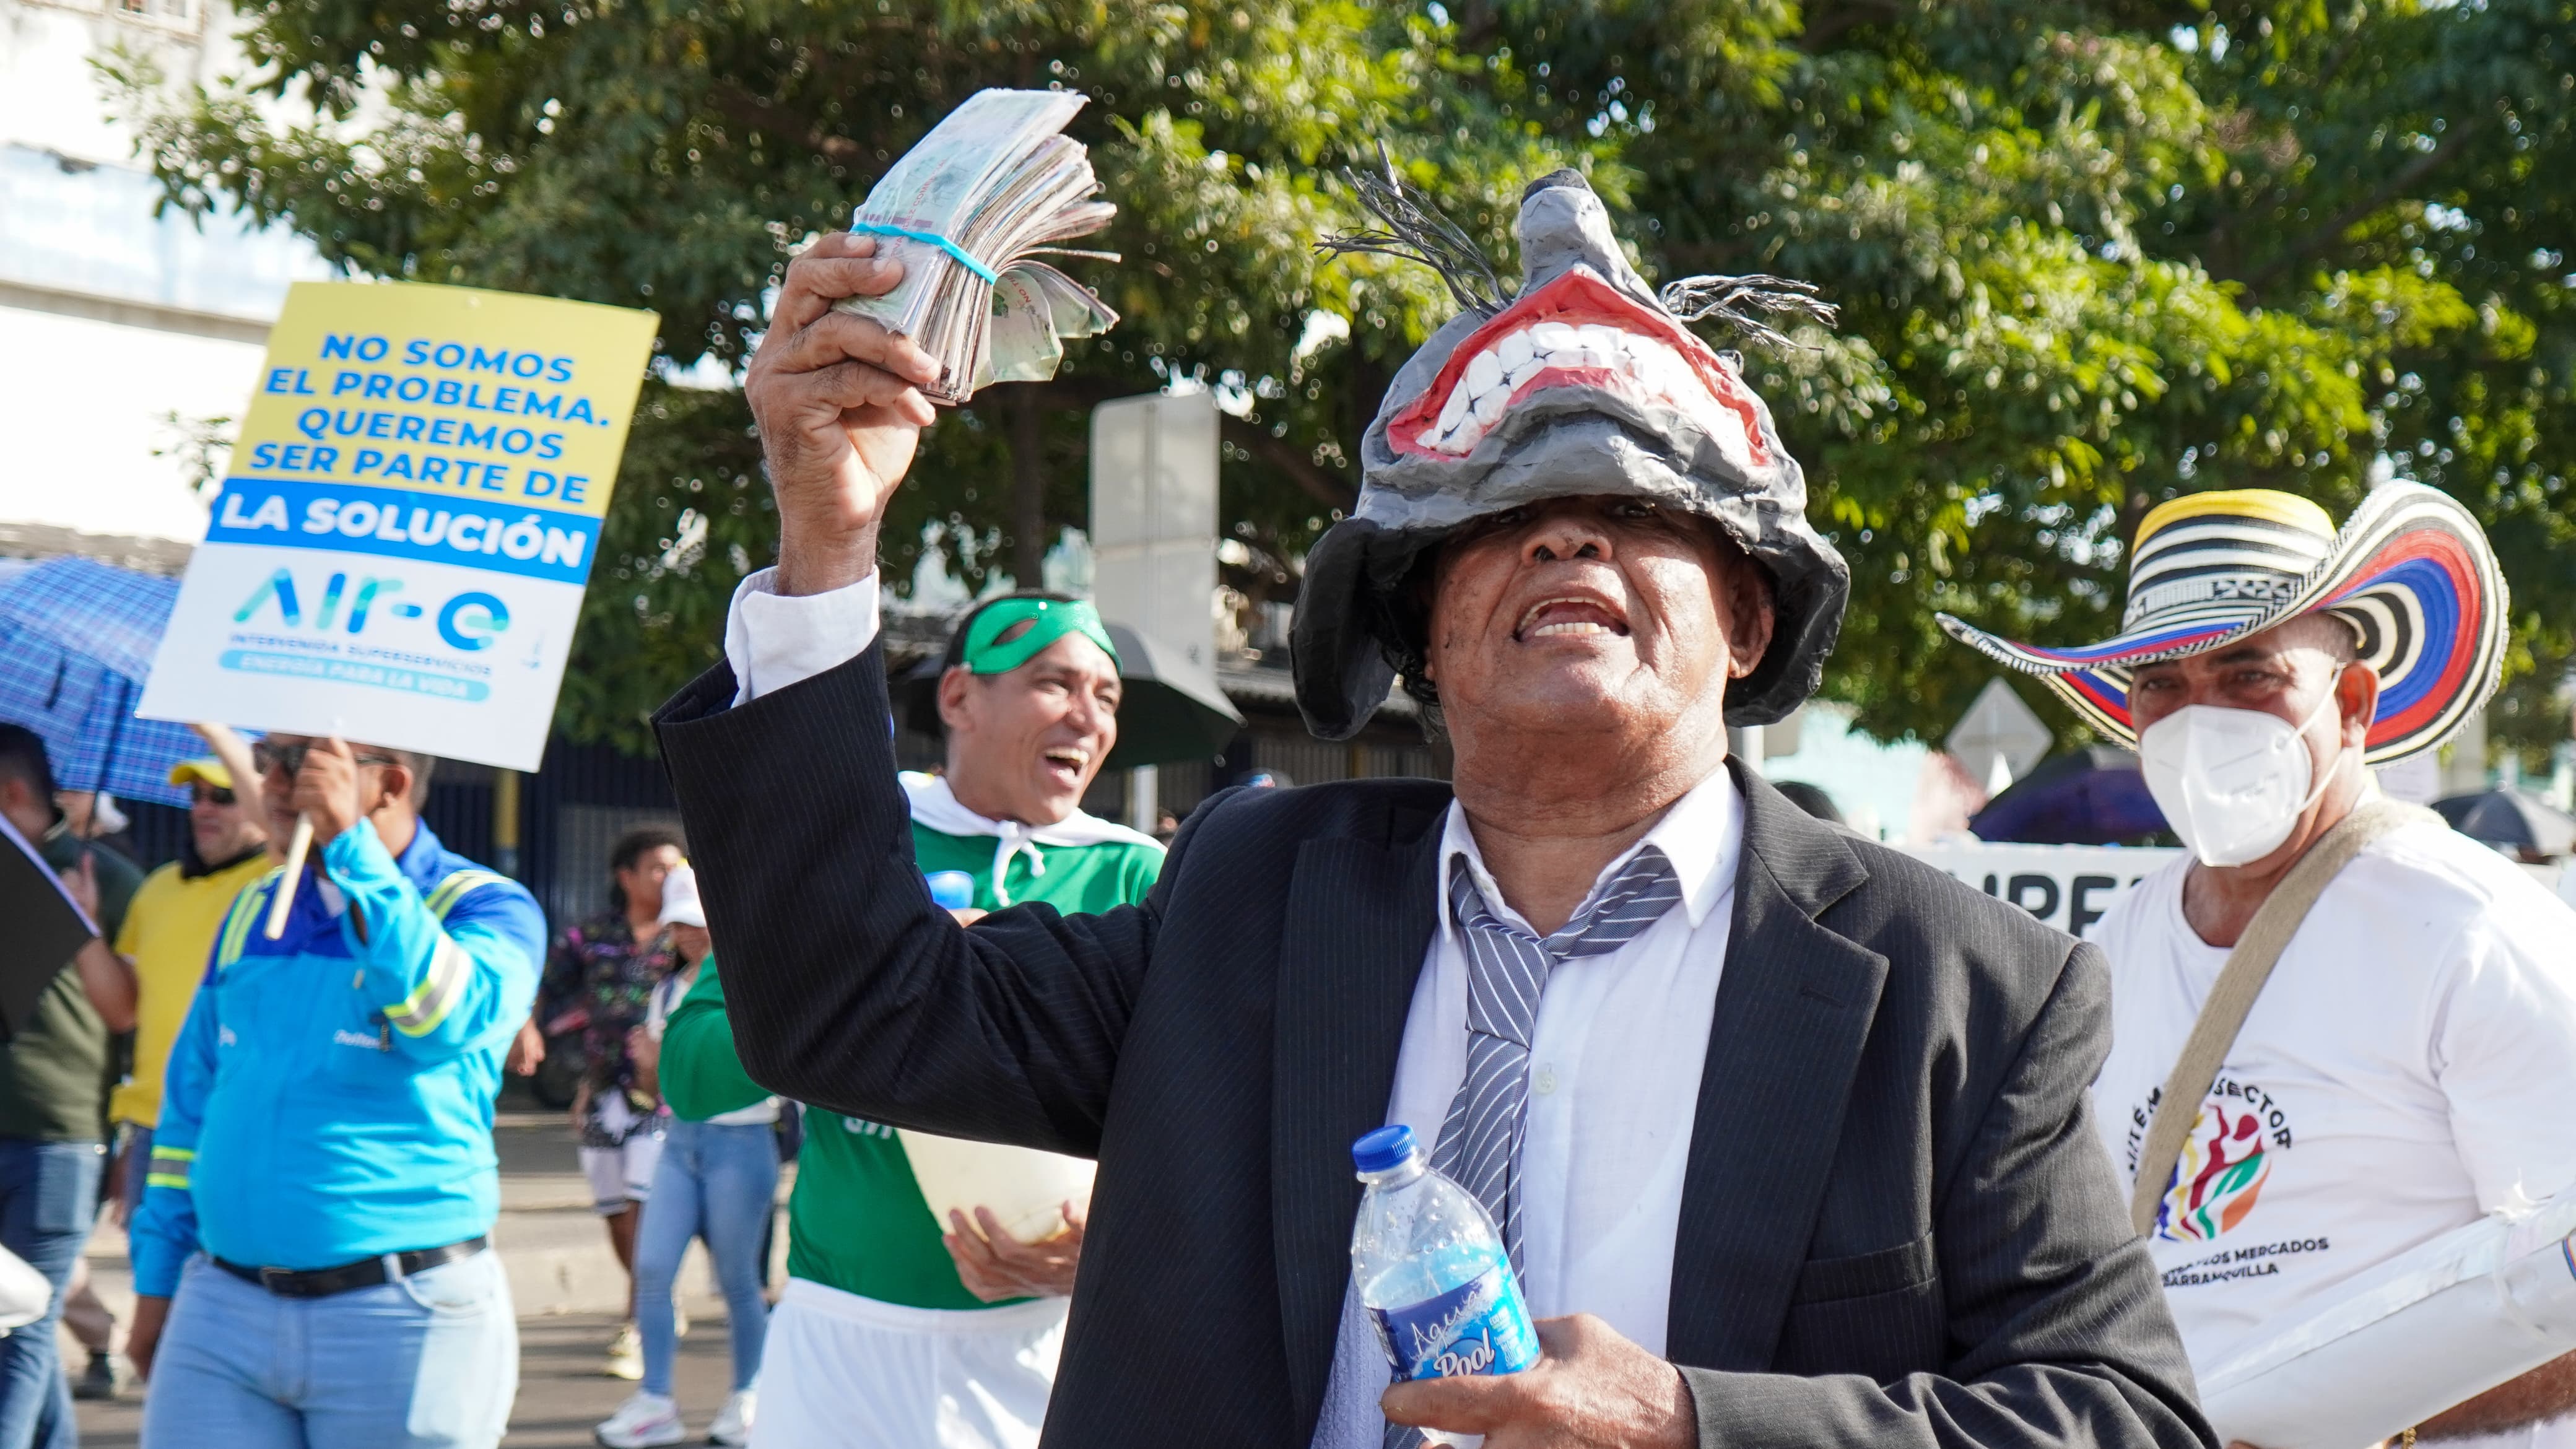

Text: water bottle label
xmin=1368 ymin=1264 xmax=1540 ymax=1381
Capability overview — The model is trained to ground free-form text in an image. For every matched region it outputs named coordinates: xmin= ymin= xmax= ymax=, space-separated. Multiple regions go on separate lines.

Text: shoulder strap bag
xmin=2128 ymin=798 xmax=2443 ymax=1237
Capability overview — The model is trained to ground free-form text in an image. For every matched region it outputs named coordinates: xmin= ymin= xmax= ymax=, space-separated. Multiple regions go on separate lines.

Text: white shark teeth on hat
xmin=1461 ymin=349 xmax=1505 ymax=397
xmin=1527 ymin=320 xmax=1579 ymax=353
xmin=1424 ymin=321 xmax=1757 ymax=470
xmin=1435 ymin=384 xmax=1471 ymax=435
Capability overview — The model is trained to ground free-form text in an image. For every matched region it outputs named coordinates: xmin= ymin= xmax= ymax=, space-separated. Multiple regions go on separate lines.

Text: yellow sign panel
xmin=231 ymin=281 xmax=658 ymax=518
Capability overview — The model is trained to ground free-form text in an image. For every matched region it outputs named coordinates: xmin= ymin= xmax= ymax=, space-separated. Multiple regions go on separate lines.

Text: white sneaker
xmin=604 ymin=1321 xmax=644 ymax=1382
xmin=707 ymin=1388 xmax=756 ymax=1446
xmin=594 ymin=1391 xmax=684 ymax=1448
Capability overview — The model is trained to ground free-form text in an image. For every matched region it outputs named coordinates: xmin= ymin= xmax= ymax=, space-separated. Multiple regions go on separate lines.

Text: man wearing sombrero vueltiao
xmin=1945 ymin=487 xmax=2576 ymax=1447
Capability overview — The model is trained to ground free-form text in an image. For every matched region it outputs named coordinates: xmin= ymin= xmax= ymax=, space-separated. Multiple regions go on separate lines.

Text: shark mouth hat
xmin=1938 ymin=484 xmax=2509 ymax=764
xmin=1288 ymin=159 xmax=1852 ymax=739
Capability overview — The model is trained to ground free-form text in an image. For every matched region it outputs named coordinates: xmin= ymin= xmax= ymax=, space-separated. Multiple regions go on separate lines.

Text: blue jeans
xmin=141 ymin=1249 xmax=516 ymax=1448
xmin=635 ymin=1118 xmax=778 ymax=1396
xmin=0 ymin=1138 xmax=103 ymax=1449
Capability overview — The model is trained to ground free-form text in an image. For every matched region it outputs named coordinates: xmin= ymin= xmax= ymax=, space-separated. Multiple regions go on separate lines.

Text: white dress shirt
xmin=722 ymin=567 xmax=1745 ymax=1449
xmin=1308 ymin=773 xmax=1739 ymax=1449
xmin=723 ymin=565 xmax=882 ymax=703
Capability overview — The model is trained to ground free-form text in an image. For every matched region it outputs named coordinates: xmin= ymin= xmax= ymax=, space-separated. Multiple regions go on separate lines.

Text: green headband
xmin=960 ymin=597 xmax=1120 ymax=676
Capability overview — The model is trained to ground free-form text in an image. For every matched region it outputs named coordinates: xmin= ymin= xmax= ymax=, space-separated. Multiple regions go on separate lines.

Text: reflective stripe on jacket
xmin=130 ymin=819 xmax=542 ymax=1297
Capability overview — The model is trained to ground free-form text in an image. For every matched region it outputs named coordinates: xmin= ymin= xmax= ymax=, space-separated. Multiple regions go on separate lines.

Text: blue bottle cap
xmin=1352 ymin=1124 xmax=1419 ymax=1174
xmin=926 ymin=871 xmax=977 ymax=911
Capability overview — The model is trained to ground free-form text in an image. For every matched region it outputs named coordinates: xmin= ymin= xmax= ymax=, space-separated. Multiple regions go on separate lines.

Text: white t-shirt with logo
xmin=2093 ymin=821 xmax=2576 ymax=1446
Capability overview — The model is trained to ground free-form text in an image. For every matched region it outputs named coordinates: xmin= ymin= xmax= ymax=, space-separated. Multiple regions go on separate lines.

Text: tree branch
xmin=2240 ymin=111 xmax=2490 ymax=287
xmin=707 ymin=80 xmax=861 ymax=165
xmin=2313 ymin=11 xmax=2370 ymax=94
xmin=1798 ymin=0 xmax=1906 ymax=53
xmin=1012 ymin=375 xmax=1125 ymax=411
xmin=1223 ymin=416 xmax=1358 ymax=512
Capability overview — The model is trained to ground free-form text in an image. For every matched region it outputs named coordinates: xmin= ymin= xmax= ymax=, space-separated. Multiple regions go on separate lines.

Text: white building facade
xmin=0 ymin=0 xmax=327 ymax=569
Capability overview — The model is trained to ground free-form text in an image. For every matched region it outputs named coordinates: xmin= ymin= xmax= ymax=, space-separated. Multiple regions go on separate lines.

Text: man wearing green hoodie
xmin=660 ymin=589 xmax=1161 ymax=1449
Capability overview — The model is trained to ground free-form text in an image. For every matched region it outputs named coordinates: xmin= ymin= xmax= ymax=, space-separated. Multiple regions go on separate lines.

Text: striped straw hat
xmin=1937 ymin=482 xmax=2508 ymax=764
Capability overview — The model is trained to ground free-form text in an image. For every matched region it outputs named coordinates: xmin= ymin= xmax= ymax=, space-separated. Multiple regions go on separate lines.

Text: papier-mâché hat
xmin=1289 ymin=160 xmax=1851 ymax=739
xmin=1937 ymin=483 xmax=2508 ymax=764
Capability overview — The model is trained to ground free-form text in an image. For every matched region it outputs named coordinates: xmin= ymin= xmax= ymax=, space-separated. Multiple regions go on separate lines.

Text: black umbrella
xmin=2432 ymin=789 xmax=2576 ymax=858
xmin=899 ymin=619 xmax=1243 ymax=770
xmin=1970 ymin=745 xmax=2171 ymax=846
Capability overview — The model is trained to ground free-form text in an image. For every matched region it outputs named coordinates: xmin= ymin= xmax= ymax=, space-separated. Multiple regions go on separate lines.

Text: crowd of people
xmin=0 ymin=167 xmax=2570 ymax=1449
xmin=0 ymin=570 xmax=1160 ymax=1448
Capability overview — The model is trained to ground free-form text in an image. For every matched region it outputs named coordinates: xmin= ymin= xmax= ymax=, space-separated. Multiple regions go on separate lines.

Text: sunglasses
xmin=251 ymin=742 xmax=402 ymax=777
xmin=190 ymin=785 xmax=237 ymax=807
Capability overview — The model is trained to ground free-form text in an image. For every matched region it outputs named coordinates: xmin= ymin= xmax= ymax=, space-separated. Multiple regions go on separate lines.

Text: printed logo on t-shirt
xmin=2124 ymin=1077 xmax=2297 ymax=1244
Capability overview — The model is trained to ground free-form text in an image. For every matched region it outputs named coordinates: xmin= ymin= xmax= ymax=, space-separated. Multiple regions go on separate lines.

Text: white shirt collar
xmin=1437 ymin=764 xmax=1743 ymax=942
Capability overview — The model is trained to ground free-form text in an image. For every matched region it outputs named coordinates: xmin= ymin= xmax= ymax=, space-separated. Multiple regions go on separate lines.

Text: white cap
xmin=656 ymin=863 xmax=707 ymax=928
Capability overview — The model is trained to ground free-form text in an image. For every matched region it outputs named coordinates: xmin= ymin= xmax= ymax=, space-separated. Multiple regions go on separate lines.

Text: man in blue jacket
xmin=124 ymin=735 xmax=544 ymax=1448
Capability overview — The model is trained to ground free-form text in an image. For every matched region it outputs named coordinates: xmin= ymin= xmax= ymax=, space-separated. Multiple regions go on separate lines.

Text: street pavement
xmin=70 ymin=1095 xmax=787 ymax=1446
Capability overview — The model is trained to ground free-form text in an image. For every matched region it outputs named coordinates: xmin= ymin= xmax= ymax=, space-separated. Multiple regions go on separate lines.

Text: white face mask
xmin=2137 ymin=689 xmax=2351 ymax=868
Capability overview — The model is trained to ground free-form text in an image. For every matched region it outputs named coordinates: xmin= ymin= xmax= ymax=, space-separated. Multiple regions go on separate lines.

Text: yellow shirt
xmin=110 ymin=851 xmax=272 ymax=1128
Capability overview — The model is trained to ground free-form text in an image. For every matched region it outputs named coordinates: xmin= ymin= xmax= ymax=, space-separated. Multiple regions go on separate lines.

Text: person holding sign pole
xmin=1943 ymin=487 xmax=2576 ymax=1447
xmin=124 ymin=736 xmax=542 ymax=1449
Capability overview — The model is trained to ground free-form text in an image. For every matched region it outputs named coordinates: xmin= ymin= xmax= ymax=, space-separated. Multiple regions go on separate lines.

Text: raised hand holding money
xmin=837 ymin=87 xmax=1117 ymax=404
xmin=753 ymin=89 xmax=1117 ymax=596
xmin=744 ymin=232 xmax=941 ymax=597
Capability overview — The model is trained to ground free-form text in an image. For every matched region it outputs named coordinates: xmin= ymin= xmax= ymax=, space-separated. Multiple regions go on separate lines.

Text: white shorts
xmin=579 ymin=1130 xmax=664 ymax=1214
xmin=750 ymin=1277 xmax=1066 ymax=1449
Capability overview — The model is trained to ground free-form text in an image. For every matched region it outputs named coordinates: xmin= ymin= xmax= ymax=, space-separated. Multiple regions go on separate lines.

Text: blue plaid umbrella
xmin=0 ymin=557 xmax=219 ymax=809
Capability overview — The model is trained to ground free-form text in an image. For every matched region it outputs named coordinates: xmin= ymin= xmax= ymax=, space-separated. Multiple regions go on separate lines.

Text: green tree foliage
xmin=117 ymin=0 xmax=2575 ymax=760
xmin=1502 ymin=0 xmax=2570 ymax=759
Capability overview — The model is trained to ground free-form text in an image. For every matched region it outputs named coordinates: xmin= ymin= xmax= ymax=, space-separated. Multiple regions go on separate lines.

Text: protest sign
xmin=1898 ymin=841 xmax=2184 ymax=940
xmin=139 ymin=282 xmax=658 ymax=770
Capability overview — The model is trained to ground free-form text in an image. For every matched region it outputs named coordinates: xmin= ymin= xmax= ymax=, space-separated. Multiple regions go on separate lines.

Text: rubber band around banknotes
xmin=852 ymin=222 xmax=1001 ymax=284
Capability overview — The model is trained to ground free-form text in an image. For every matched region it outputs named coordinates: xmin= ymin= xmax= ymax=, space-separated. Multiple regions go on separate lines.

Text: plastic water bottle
xmin=926 ymin=870 xmax=976 ymax=912
xmin=1350 ymin=1124 xmax=1539 ymax=1443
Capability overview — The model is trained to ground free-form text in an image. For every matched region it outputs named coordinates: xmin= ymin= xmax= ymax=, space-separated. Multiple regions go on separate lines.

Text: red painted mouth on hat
xmin=1385 ymin=267 xmax=1769 ymax=469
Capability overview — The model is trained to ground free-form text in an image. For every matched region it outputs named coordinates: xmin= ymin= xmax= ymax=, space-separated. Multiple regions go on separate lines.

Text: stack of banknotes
xmin=837 ymin=88 xmax=1120 ymax=404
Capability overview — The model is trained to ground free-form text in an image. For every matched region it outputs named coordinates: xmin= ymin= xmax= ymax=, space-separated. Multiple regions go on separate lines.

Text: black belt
xmin=212 ymin=1237 xmax=487 ymax=1299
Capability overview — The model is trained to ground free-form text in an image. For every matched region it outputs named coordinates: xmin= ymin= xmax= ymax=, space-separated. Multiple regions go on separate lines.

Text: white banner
xmin=1898 ymin=842 xmax=2184 ymax=940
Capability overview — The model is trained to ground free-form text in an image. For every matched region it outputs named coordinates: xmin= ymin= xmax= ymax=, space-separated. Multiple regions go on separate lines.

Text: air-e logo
xmin=233 ymin=569 xmax=511 ymax=651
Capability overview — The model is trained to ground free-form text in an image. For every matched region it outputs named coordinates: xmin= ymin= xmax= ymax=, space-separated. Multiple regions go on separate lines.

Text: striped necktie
xmin=1382 ymin=845 xmax=1684 ymax=1449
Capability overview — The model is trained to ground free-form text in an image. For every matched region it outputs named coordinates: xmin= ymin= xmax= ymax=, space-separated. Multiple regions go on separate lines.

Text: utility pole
xmin=1010 ymin=390 xmax=1047 ymax=586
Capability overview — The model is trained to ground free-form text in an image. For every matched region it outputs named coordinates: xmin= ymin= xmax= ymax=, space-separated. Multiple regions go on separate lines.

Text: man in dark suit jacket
xmin=656 ymin=170 xmax=2211 ymax=1449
